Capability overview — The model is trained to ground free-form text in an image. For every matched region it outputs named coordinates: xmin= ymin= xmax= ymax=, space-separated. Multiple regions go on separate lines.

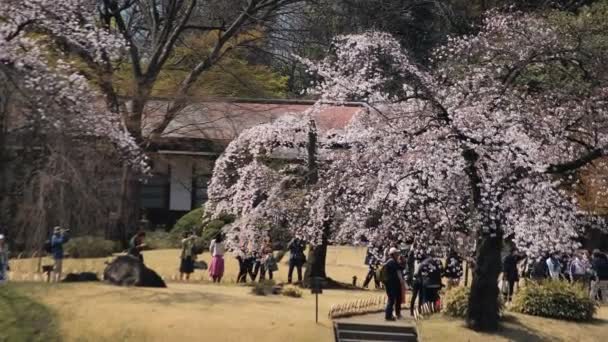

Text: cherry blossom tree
xmin=0 ymin=0 xmax=147 ymax=243
xmin=207 ymin=10 xmax=608 ymax=330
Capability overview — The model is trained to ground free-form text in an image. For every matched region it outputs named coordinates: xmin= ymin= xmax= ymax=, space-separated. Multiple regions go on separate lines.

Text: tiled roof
xmin=141 ymin=99 xmax=364 ymax=142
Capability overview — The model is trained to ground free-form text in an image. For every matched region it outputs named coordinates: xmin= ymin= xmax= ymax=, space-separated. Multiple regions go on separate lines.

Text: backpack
xmin=531 ymin=258 xmax=549 ymax=279
xmin=376 ymin=261 xmax=390 ymax=284
xmin=44 ymin=240 xmax=52 ymax=254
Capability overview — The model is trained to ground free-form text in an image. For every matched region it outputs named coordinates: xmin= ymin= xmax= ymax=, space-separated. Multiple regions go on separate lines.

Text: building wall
xmin=141 ymin=153 xmax=215 ymax=227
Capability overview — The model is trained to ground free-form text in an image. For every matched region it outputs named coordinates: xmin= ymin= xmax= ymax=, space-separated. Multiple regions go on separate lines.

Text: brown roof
xmin=141 ymin=99 xmax=364 ymax=143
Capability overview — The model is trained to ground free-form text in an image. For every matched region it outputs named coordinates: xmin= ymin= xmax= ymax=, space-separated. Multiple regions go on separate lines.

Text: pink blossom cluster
xmin=0 ymin=0 xmax=146 ymax=172
xmin=207 ymin=12 xmax=608 ymax=257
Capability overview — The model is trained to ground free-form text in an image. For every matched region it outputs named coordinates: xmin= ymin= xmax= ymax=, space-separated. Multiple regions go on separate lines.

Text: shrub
xmin=64 ymin=236 xmax=120 ymax=258
xmin=282 ymin=286 xmax=302 ymax=298
xmin=170 ymin=209 xmax=229 ymax=254
xmin=171 ymin=208 xmax=205 ymax=238
xmin=511 ymin=280 xmax=596 ymax=321
xmin=444 ymin=286 xmax=504 ymax=318
xmin=145 ymin=231 xmax=180 ymax=250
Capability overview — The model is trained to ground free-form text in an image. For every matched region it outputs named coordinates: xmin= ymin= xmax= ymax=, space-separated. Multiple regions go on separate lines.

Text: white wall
xmin=169 ymin=157 xmax=192 ymax=211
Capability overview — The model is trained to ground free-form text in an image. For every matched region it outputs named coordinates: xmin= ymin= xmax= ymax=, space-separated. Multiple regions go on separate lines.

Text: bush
xmin=171 ymin=208 xmax=205 ymax=238
xmin=444 ymin=286 xmax=504 ymax=318
xmin=64 ymin=236 xmax=120 ymax=258
xmin=282 ymin=286 xmax=302 ymax=298
xmin=145 ymin=231 xmax=180 ymax=250
xmin=170 ymin=209 xmax=229 ymax=254
xmin=511 ymin=280 xmax=597 ymax=321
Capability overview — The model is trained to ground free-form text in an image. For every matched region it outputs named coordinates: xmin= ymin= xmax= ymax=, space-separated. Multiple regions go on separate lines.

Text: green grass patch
xmin=0 ymin=284 xmax=60 ymax=342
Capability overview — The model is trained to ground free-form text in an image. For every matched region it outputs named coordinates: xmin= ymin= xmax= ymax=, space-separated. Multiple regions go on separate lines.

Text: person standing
xmin=179 ymin=231 xmax=196 ymax=281
xmin=546 ymin=252 xmax=562 ymax=280
xmin=418 ymin=250 xmax=443 ymax=309
xmin=260 ymin=238 xmax=277 ymax=281
xmin=444 ymin=249 xmax=463 ymax=289
xmin=590 ymin=250 xmax=608 ymax=301
xmin=502 ymin=249 xmax=520 ymax=302
xmin=363 ymin=243 xmax=382 ymax=289
xmin=236 ymin=245 xmax=249 ymax=283
xmin=382 ymin=247 xmax=404 ymax=321
xmin=287 ymin=236 xmax=306 ymax=284
xmin=0 ymin=234 xmax=9 ymax=284
xmin=128 ymin=230 xmax=146 ymax=263
xmin=209 ymin=232 xmax=225 ymax=283
xmin=570 ymin=251 xmax=591 ymax=285
xmin=51 ymin=226 xmax=69 ymax=282
xmin=408 ymin=247 xmax=424 ymax=316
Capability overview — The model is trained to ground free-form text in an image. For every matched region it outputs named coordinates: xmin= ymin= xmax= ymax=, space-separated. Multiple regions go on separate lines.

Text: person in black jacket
xmin=383 ymin=247 xmax=404 ymax=321
xmin=590 ymin=250 xmax=608 ymax=301
xmin=444 ymin=249 xmax=463 ymax=289
xmin=287 ymin=236 xmax=306 ymax=284
xmin=363 ymin=244 xmax=382 ymax=289
xmin=502 ymin=249 xmax=520 ymax=302
xmin=417 ymin=250 xmax=443 ymax=308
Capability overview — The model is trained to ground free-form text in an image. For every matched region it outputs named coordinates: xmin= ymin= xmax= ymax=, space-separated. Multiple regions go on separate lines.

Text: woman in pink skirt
xmin=208 ymin=233 xmax=225 ymax=283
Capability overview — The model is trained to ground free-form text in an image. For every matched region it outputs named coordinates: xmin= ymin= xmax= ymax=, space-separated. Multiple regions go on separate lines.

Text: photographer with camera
xmin=51 ymin=226 xmax=70 ymax=282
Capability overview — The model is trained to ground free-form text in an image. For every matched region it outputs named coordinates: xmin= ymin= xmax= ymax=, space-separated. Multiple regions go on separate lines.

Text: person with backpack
xmin=287 ymin=236 xmax=306 ymax=284
xmin=50 ymin=226 xmax=69 ymax=282
xmin=0 ymin=234 xmax=9 ymax=284
xmin=179 ymin=231 xmax=197 ymax=281
xmin=529 ymin=255 xmax=549 ymax=281
xmin=380 ymin=247 xmax=404 ymax=321
xmin=363 ymin=243 xmax=382 ymax=289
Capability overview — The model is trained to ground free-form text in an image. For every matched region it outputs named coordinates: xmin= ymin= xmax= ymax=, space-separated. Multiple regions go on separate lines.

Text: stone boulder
xmin=103 ymin=255 xmax=166 ymax=288
xmin=62 ymin=272 xmax=100 ymax=282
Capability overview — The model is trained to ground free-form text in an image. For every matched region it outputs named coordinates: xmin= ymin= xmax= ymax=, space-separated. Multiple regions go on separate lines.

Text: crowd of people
xmin=173 ymin=231 xmax=307 ymax=285
xmin=375 ymin=238 xmax=608 ymax=320
xmin=363 ymin=237 xmax=464 ymax=321
xmin=520 ymin=249 xmax=608 ymax=301
xmin=2 ymin=223 xmax=607 ymax=314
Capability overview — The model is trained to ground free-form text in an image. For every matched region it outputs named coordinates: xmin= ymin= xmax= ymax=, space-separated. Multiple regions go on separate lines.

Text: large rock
xmin=62 ymin=272 xmax=100 ymax=282
xmin=103 ymin=255 xmax=166 ymax=288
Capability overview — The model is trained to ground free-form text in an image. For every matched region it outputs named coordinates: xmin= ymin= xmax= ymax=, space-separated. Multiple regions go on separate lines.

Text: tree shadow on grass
xmin=496 ymin=314 xmax=558 ymax=342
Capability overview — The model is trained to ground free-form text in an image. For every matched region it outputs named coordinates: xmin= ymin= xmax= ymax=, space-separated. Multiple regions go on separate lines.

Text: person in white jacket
xmin=546 ymin=252 xmax=562 ymax=280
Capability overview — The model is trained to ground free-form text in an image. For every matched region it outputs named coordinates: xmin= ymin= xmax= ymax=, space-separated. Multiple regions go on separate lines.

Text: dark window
xmin=141 ymin=174 xmax=169 ymax=209
xmin=193 ymin=174 xmax=210 ymax=208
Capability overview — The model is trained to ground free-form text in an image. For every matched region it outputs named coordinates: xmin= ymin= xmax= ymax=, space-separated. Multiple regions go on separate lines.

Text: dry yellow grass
xmin=9 ymin=246 xmax=608 ymax=342
xmin=417 ymin=307 xmax=608 ymax=342
xmin=9 ymin=246 xmax=372 ymax=285
xmin=20 ymin=282 xmax=372 ymax=342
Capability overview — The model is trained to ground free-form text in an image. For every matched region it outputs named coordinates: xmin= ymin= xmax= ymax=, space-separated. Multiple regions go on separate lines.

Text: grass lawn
xmin=15 ymin=282 xmax=372 ymax=342
xmin=418 ymin=307 xmax=608 ymax=342
xmin=9 ymin=246 xmax=371 ymax=285
xmin=0 ymin=284 xmax=59 ymax=342
xmin=6 ymin=246 xmax=608 ymax=341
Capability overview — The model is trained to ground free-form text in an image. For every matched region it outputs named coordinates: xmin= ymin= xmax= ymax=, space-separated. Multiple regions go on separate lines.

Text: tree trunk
xmin=112 ymin=165 xmax=141 ymax=247
xmin=467 ymin=230 xmax=503 ymax=331
xmin=303 ymin=241 xmax=328 ymax=286
xmin=303 ymin=219 xmax=330 ymax=286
